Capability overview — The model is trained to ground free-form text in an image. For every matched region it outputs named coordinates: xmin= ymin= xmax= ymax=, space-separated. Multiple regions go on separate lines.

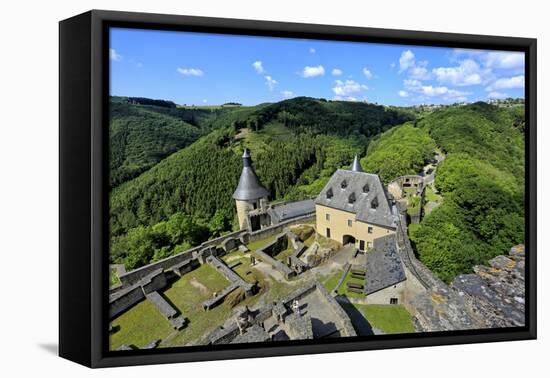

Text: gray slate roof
xmin=233 ymin=149 xmax=270 ymax=201
xmin=314 ymin=169 xmax=397 ymax=229
xmin=364 ymin=234 xmax=406 ymax=295
xmin=268 ymin=199 xmax=316 ymax=224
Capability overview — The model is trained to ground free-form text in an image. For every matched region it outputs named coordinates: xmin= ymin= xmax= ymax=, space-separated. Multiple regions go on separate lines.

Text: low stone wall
xmin=118 ymin=247 xmax=199 ymax=287
xmin=109 ymin=269 xmax=169 ymax=319
xmin=206 ymin=255 xmax=254 ymax=295
xmin=116 ymin=217 xmax=316 ymax=288
xmin=202 ymin=283 xmax=239 ymax=311
xmin=254 ymin=249 xmax=295 ymax=279
xmin=146 ymin=291 xmax=178 ymax=319
xmin=245 ymin=214 xmax=315 ymax=244
xmin=109 ymin=285 xmax=145 ymax=319
xmin=315 ymin=283 xmax=356 ymax=337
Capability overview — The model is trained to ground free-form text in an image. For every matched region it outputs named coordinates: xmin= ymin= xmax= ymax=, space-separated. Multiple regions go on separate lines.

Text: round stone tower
xmin=232 ymin=149 xmax=269 ymax=230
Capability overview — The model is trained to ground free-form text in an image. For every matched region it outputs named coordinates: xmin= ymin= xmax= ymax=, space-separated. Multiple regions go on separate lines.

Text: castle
xmin=233 ymin=150 xmax=398 ymax=253
xmin=314 ymin=155 xmax=398 ymax=252
xmin=232 ymin=149 xmax=315 ymax=231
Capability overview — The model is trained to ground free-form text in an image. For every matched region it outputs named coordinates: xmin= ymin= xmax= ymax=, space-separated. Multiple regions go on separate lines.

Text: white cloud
xmin=264 ymin=75 xmax=278 ymax=91
xmin=110 ymin=48 xmax=122 ymax=62
xmin=281 ymin=90 xmax=295 ymax=99
xmin=399 ymin=50 xmax=415 ymax=73
xmin=332 ymin=79 xmax=368 ymax=98
xmin=398 ymin=90 xmax=409 ymax=98
xmin=452 ymin=49 xmax=524 ymax=71
xmin=402 ymin=79 xmax=469 ymax=102
xmin=177 ymin=67 xmax=204 ymax=76
xmin=484 ymin=52 xmax=525 ymax=69
xmin=487 ymin=91 xmax=508 ymax=100
xmin=333 ymin=96 xmax=359 ymax=102
xmin=309 ymin=48 xmax=316 ymax=54
xmin=301 ymin=65 xmax=325 ymax=78
xmin=486 ymin=75 xmax=525 ymax=91
xmin=432 ymin=59 xmax=485 ymax=86
xmin=331 ymin=68 xmax=343 ymax=76
xmin=403 ymin=79 xmax=422 ymax=89
xmin=409 ymin=65 xmax=431 ymax=80
xmin=362 ymin=67 xmax=373 ymax=79
xmin=202 ymin=99 xmax=208 ymax=103
xmin=252 ymin=61 xmax=264 ymax=74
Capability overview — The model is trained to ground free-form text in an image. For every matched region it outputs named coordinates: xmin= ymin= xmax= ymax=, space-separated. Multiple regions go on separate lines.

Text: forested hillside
xmin=109 ymin=97 xmax=235 ymax=187
xmin=109 ymin=97 xmax=411 ymax=269
xmin=409 ymin=102 xmax=525 ymax=282
xmin=360 ymin=123 xmax=436 ymax=183
xmin=109 ymin=96 xmax=525 ymax=280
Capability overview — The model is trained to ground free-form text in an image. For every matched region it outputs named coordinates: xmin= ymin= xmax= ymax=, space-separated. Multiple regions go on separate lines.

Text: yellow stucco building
xmin=314 ymin=156 xmax=397 ymax=251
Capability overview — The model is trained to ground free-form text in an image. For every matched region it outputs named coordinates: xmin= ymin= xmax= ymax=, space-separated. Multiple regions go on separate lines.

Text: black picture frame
xmin=59 ymin=9 xmax=537 ymax=368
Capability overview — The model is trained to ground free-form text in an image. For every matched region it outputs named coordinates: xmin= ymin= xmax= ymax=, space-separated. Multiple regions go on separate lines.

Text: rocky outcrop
xmin=411 ymin=245 xmax=525 ymax=332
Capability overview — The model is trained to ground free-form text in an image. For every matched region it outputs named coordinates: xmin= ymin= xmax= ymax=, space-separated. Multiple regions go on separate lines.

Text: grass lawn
xmin=110 ymin=299 xmax=174 ymax=350
xmin=160 ymin=264 xmax=234 ymax=347
xmin=222 ymin=251 xmax=257 ymax=284
xmin=337 ymin=272 xmax=365 ymax=299
xmin=111 ymin=263 xmax=238 ymax=349
xmin=353 ymin=304 xmax=415 ymax=334
xmin=321 ymin=270 xmax=343 ymax=292
xmin=274 ymin=246 xmax=295 ymax=262
xmin=246 ymin=235 xmax=277 ymax=252
xmin=321 ymin=269 xmax=364 ymax=299
xmin=161 ymin=260 xmax=264 ymax=347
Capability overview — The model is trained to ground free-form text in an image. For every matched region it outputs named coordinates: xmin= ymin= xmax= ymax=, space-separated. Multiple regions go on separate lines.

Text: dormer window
xmin=348 ymin=192 xmax=356 ymax=204
xmin=363 ymin=183 xmax=369 ymax=193
xmin=341 ymin=180 xmax=347 ymax=189
xmin=326 ymin=187 xmax=333 ymax=199
xmin=371 ymin=197 xmax=379 ymax=209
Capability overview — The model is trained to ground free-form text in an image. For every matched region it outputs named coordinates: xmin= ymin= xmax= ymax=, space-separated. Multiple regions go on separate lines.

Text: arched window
xmin=363 ymin=183 xmax=369 ymax=193
xmin=341 ymin=179 xmax=347 ymax=189
xmin=348 ymin=192 xmax=356 ymax=204
xmin=326 ymin=187 xmax=333 ymax=199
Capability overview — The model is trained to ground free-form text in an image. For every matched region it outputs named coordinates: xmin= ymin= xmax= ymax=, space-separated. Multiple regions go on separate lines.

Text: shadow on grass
xmin=336 ymin=295 xmax=375 ymax=336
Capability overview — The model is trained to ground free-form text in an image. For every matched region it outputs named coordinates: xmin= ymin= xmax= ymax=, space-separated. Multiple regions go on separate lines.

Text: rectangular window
xmin=347 ymin=219 xmax=352 ymax=227
xmin=368 ymin=226 xmax=373 ymax=234
xmin=326 ymin=213 xmax=330 ymax=221
xmin=326 ymin=228 xmax=331 ymax=238
xmin=367 ymin=241 xmax=373 ymax=249
xmin=359 ymin=240 xmax=365 ymax=251
xmin=390 ymin=298 xmax=398 ymax=305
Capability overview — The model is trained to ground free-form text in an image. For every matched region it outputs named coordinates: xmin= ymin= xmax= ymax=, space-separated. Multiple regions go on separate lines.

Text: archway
xmin=342 ymin=235 xmax=356 ymax=246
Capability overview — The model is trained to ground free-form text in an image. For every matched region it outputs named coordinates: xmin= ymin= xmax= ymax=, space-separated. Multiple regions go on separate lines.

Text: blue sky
xmin=110 ymin=28 xmax=525 ymax=106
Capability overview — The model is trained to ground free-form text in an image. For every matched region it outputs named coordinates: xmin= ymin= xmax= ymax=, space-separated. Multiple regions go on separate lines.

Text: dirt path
xmin=189 ymin=278 xmax=210 ymax=296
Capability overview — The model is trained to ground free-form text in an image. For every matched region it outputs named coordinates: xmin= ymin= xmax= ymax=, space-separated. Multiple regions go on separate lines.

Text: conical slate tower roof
xmin=232 ymin=148 xmax=269 ymax=201
xmin=351 ymin=154 xmax=364 ymax=172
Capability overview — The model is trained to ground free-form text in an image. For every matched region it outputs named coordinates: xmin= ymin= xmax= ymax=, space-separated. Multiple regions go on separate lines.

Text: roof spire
xmin=233 ymin=148 xmax=269 ymax=201
xmin=351 ymin=154 xmax=364 ymax=172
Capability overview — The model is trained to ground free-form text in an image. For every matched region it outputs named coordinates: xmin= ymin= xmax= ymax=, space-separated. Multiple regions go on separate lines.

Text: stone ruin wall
xmin=410 ymin=245 xmax=526 ymax=332
xmin=109 ymin=214 xmax=316 ymax=319
xmin=116 ymin=214 xmax=314 ymax=288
